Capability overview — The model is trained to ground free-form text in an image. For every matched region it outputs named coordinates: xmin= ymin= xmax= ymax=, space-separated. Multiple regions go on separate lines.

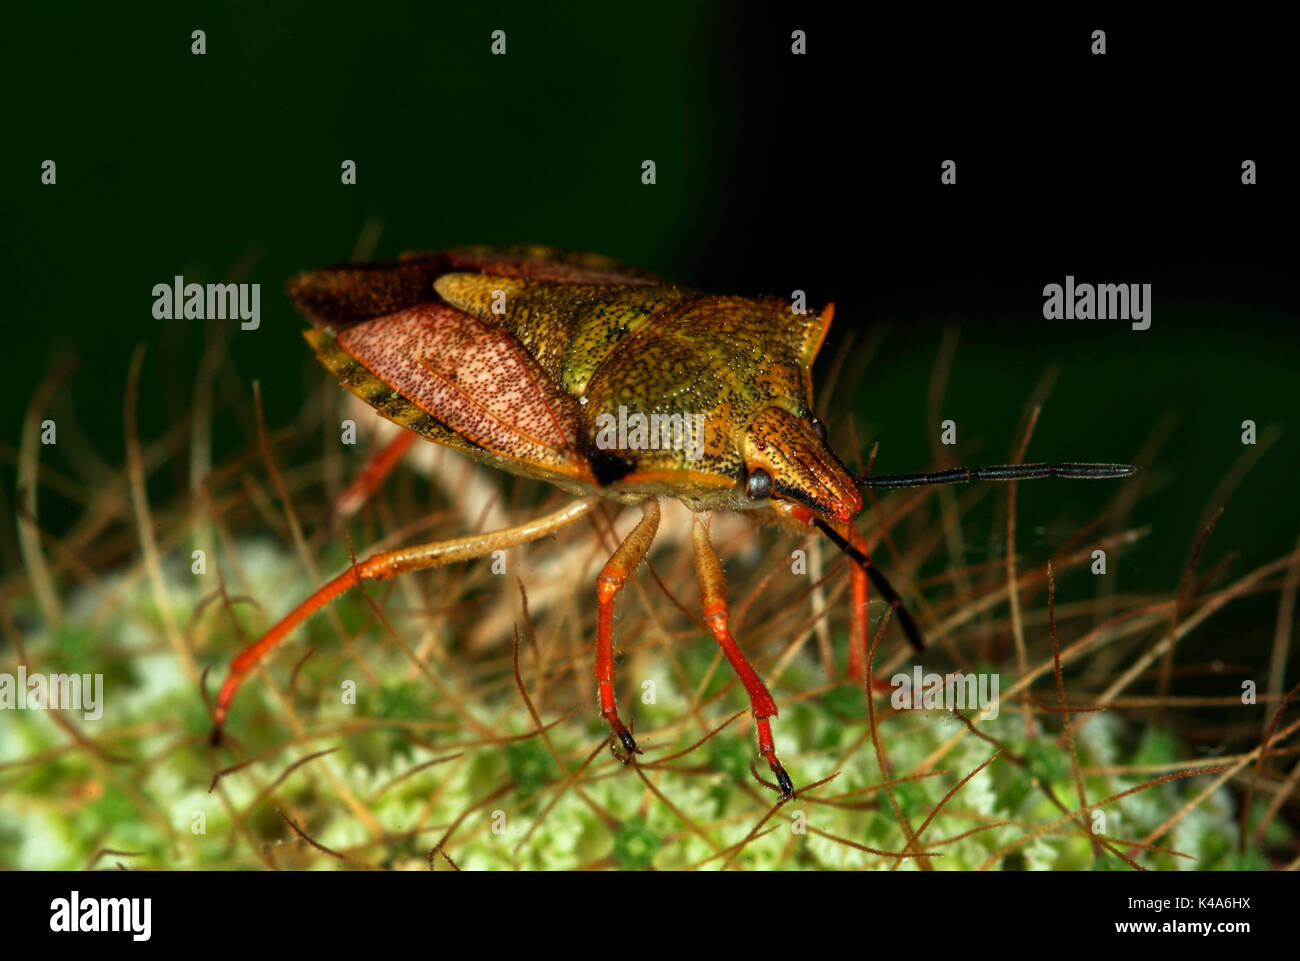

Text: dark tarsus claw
xmin=617 ymin=728 xmax=640 ymax=757
xmin=772 ymin=762 xmax=795 ymax=800
xmin=607 ymin=720 xmax=642 ymax=762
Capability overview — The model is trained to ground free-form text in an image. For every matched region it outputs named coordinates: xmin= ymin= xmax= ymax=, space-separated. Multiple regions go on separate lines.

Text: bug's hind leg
xmin=690 ymin=513 xmax=794 ymax=800
xmin=594 ymin=498 xmax=661 ymax=759
xmin=211 ymin=497 xmax=597 ymax=744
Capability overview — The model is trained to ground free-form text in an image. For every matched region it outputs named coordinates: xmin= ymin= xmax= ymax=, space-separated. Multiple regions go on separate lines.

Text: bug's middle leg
xmin=691 ymin=512 xmax=795 ymax=799
xmin=594 ymin=498 xmax=661 ymax=758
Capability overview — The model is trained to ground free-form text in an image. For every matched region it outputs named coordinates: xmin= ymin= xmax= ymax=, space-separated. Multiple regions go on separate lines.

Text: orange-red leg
xmin=835 ymin=522 xmax=915 ymax=692
xmin=691 ymin=513 xmax=794 ymax=799
xmin=594 ymin=498 xmax=661 ymax=757
xmin=334 ymin=429 xmax=419 ymax=522
xmin=211 ymin=497 xmax=596 ymax=743
xmin=845 ymin=523 xmax=870 ymax=685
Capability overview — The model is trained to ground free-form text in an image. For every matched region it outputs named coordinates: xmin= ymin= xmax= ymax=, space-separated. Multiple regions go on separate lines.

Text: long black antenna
xmin=821 ymin=461 xmax=1137 ymax=654
xmin=855 ymin=461 xmax=1135 ymax=489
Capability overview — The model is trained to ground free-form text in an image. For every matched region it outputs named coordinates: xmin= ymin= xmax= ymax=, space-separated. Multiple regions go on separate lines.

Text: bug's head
xmin=739 ymin=406 xmax=862 ymax=523
xmin=726 ymin=300 xmax=859 ymax=523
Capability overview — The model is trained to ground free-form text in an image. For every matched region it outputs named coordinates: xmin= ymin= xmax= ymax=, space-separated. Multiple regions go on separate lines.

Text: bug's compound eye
xmin=808 ymin=416 xmax=827 ymax=442
xmin=746 ymin=466 xmax=774 ymax=500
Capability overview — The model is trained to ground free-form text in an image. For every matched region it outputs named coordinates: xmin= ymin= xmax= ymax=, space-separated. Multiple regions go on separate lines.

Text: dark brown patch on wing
xmin=288 ymin=254 xmax=452 ymax=332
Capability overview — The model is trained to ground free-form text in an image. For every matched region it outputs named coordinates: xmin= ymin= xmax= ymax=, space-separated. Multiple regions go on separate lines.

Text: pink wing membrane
xmin=338 ymin=304 xmax=587 ymax=476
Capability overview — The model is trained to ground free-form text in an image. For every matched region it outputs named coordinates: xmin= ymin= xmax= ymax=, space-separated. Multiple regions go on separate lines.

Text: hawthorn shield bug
xmin=210 ymin=245 xmax=1135 ymax=799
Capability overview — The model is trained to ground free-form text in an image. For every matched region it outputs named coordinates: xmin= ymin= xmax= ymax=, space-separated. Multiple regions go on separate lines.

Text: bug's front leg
xmin=844 ymin=522 xmax=870 ymax=685
xmin=690 ymin=512 xmax=795 ymax=800
xmin=594 ymin=498 xmax=661 ymax=759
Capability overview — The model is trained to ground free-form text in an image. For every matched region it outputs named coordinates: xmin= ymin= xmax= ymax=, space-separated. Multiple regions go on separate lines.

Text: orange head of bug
xmin=739 ymin=405 xmax=862 ymax=523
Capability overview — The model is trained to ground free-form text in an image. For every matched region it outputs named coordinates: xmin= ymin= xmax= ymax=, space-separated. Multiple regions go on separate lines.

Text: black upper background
xmin=713 ymin=8 xmax=1290 ymax=309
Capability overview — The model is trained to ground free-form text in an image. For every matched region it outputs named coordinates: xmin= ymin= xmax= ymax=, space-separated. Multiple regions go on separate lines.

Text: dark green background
xmin=7 ymin=5 xmax=1297 ymax=662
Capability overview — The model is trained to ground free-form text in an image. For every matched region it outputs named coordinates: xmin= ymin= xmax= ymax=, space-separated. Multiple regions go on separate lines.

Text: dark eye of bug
xmin=746 ymin=466 xmax=773 ymax=500
xmin=809 ymin=416 xmax=827 ymax=442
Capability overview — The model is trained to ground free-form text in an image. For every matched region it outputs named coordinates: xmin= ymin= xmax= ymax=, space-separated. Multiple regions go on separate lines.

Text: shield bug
xmin=210 ymin=245 xmax=1135 ymax=799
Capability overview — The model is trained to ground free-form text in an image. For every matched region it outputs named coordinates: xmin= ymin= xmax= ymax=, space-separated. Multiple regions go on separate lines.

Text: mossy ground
xmin=3 ymin=520 xmax=1290 ymax=870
